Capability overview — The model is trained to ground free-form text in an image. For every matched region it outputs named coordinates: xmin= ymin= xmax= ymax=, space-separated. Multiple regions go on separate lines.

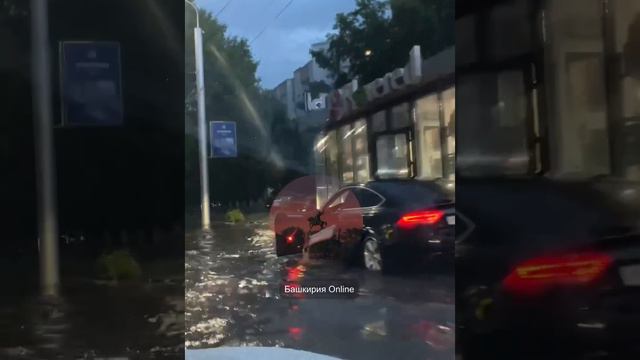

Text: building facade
xmin=273 ymin=41 xmax=334 ymax=123
xmin=457 ymin=0 xmax=640 ymax=182
xmin=273 ymin=78 xmax=295 ymax=120
xmin=271 ymin=41 xmax=336 ymax=173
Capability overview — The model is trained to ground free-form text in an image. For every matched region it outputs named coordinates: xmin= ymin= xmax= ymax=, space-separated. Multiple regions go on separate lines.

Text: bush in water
xmin=225 ymin=209 xmax=246 ymax=224
xmin=96 ymin=249 xmax=142 ymax=281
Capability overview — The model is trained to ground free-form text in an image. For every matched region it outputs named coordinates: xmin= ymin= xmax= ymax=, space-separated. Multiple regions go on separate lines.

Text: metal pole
xmin=31 ymin=0 xmax=60 ymax=297
xmin=194 ymin=27 xmax=211 ymax=229
xmin=186 ymin=0 xmax=211 ymax=229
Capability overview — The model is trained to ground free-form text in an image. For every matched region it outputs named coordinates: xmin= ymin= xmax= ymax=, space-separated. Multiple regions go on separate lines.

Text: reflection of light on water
xmin=30 ymin=298 xmax=69 ymax=354
xmin=412 ymin=321 xmax=454 ymax=351
xmin=249 ymin=229 xmax=273 ymax=247
xmin=146 ymin=296 xmax=184 ymax=337
xmin=238 ymin=278 xmax=268 ymax=287
xmin=187 ymin=318 xmax=229 ymax=348
xmin=288 ymin=326 xmax=304 ymax=341
xmin=361 ymin=320 xmax=387 ymax=339
xmin=287 ymin=265 xmax=306 ymax=281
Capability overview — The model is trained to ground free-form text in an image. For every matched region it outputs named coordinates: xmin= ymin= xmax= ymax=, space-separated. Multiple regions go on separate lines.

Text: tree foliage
xmin=312 ymin=0 xmax=453 ymax=88
xmin=184 ymin=7 xmax=305 ymax=209
xmin=184 ymin=8 xmax=260 ymax=133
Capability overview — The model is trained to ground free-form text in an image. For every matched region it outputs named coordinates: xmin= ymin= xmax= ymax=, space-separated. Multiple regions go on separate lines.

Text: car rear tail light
xmin=396 ymin=210 xmax=444 ymax=229
xmin=286 ymin=231 xmax=296 ymax=244
xmin=503 ymin=252 xmax=613 ymax=297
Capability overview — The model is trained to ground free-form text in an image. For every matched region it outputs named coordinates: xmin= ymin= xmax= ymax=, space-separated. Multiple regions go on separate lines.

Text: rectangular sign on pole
xmin=59 ymin=41 xmax=123 ymax=126
xmin=209 ymin=121 xmax=238 ymax=158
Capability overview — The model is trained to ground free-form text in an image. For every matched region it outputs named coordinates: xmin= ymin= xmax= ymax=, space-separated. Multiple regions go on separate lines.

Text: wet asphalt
xmin=185 ymin=214 xmax=455 ymax=360
xmin=0 ymin=262 xmax=184 ymax=359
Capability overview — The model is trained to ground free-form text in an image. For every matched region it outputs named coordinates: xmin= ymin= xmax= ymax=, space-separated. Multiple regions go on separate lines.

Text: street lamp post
xmin=185 ymin=0 xmax=211 ymax=230
xmin=31 ymin=0 xmax=60 ymax=297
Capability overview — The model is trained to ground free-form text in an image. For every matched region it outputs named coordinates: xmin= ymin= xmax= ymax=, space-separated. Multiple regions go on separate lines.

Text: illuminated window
xmin=376 ymin=133 xmax=409 ymax=179
xmin=314 ymin=134 xmax=329 ymax=208
xmin=416 ymin=94 xmax=443 ymax=179
xmin=611 ymin=0 xmax=640 ymax=180
xmin=442 ymin=87 xmax=456 ymax=179
xmin=339 ymin=124 xmax=354 ymax=183
xmin=545 ymin=0 xmax=611 ymax=177
xmin=352 ymin=119 xmax=370 ymax=183
xmin=325 ymin=130 xmax=340 ymax=198
xmin=457 ymin=71 xmax=530 ymax=175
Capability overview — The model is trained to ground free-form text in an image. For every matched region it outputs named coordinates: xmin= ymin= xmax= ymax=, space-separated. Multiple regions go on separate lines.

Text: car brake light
xmin=286 ymin=232 xmax=295 ymax=244
xmin=503 ymin=252 xmax=613 ymax=297
xmin=396 ymin=210 xmax=444 ymax=229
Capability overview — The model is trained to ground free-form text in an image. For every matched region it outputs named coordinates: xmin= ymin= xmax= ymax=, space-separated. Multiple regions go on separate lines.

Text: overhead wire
xmin=250 ymin=0 xmax=295 ymax=44
xmin=216 ymin=0 xmax=233 ymax=16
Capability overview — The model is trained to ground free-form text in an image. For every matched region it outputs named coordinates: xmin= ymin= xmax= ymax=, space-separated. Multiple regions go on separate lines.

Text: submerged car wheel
xmin=363 ymin=237 xmax=383 ymax=271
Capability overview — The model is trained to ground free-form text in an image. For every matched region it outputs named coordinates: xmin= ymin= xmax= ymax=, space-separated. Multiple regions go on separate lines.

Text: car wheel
xmin=362 ymin=237 xmax=383 ymax=271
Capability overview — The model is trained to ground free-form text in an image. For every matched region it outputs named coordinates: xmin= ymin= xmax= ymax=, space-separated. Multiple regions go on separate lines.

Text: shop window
xmin=325 ymin=130 xmax=340 ymax=198
xmin=612 ymin=0 xmax=640 ymax=179
xmin=339 ymin=124 xmax=354 ymax=183
xmin=314 ymin=134 xmax=329 ymax=208
xmin=352 ymin=119 xmax=370 ymax=183
xmin=442 ymin=87 xmax=456 ymax=179
xmin=376 ymin=133 xmax=409 ymax=179
xmin=416 ymin=94 xmax=443 ymax=179
xmin=457 ymin=70 xmax=530 ymax=176
xmin=544 ymin=0 xmax=611 ymax=177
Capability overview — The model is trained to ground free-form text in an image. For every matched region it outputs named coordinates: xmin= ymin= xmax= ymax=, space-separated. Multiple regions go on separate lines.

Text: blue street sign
xmin=210 ymin=121 xmax=238 ymax=158
xmin=59 ymin=41 xmax=123 ymax=126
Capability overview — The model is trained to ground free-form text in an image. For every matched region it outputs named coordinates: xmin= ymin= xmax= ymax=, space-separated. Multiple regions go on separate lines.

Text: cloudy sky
xmin=198 ymin=0 xmax=356 ymax=89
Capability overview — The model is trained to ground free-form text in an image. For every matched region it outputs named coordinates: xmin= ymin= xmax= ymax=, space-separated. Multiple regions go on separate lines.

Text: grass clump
xmin=96 ymin=249 xmax=142 ymax=282
xmin=225 ymin=208 xmax=246 ymax=223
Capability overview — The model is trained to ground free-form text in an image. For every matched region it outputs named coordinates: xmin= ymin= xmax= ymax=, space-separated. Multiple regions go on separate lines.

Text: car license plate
xmin=446 ymin=215 xmax=455 ymax=225
xmin=619 ymin=264 xmax=640 ymax=286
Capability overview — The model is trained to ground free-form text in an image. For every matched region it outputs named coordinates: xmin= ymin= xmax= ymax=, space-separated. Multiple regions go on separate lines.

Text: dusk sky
xmin=198 ymin=0 xmax=357 ymax=89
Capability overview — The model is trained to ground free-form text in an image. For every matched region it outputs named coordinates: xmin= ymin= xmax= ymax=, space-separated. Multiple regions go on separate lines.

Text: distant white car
xmin=186 ymin=347 xmax=343 ymax=360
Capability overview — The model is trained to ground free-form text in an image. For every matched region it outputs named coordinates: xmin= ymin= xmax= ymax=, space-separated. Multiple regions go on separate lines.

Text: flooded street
xmin=185 ymin=214 xmax=455 ymax=360
xmin=0 ymin=261 xmax=184 ymax=359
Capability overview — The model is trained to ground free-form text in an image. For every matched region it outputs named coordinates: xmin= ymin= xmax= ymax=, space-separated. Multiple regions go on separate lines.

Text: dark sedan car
xmin=456 ymin=178 xmax=640 ymax=359
xmin=275 ymin=180 xmax=455 ymax=272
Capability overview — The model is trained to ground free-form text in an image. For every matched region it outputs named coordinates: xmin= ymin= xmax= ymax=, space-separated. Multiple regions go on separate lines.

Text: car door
xmin=338 ymin=187 xmax=384 ymax=249
xmin=308 ymin=190 xmax=349 ymax=248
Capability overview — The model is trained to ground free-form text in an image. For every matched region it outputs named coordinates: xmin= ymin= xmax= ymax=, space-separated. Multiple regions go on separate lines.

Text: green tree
xmin=184 ymin=7 xmax=268 ymax=209
xmin=184 ymin=7 xmax=302 ymax=209
xmin=312 ymin=0 xmax=453 ymax=88
xmin=184 ymin=8 xmax=260 ymax=134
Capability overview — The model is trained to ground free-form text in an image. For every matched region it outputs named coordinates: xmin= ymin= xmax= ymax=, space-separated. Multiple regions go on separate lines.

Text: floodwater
xmin=185 ymin=215 xmax=455 ymax=360
xmin=0 ymin=259 xmax=184 ymax=359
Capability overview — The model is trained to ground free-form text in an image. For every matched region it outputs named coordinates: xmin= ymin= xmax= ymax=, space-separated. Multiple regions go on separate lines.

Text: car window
xmin=325 ymin=190 xmax=348 ymax=210
xmin=351 ymin=187 xmax=384 ymax=208
xmin=324 ymin=189 xmax=363 ymax=211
